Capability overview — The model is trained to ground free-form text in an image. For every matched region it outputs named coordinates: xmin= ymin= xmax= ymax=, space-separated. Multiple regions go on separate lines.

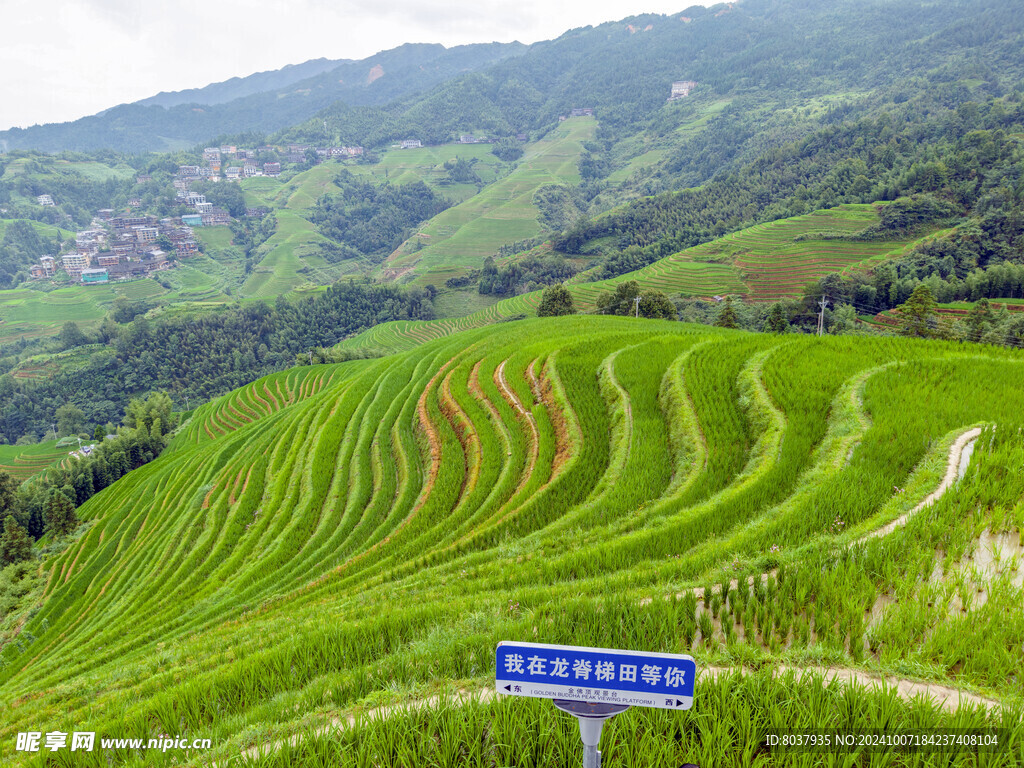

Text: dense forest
xmin=309 ymin=172 xmax=450 ymax=261
xmin=0 ymin=280 xmax=434 ymax=443
xmin=0 ymin=221 xmax=62 ymax=289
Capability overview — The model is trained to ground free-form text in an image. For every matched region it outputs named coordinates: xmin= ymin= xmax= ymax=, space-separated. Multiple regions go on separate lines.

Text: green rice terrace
xmin=2 ymin=316 xmax=1023 ymax=766
xmin=0 ymin=440 xmax=70 ymax=482
xmin=342 ymin=204 xmax=938 ymax=354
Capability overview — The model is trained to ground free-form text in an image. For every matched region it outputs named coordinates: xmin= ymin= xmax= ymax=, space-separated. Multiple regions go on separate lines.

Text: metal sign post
xmin=553 ymin=699 xmax=629 ymax=768
xmin=496 ymin=641 xmax=696 ymax=767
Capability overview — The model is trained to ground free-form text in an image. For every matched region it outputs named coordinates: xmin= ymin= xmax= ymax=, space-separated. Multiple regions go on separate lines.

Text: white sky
xmin=0 ymin=0 xmax=706 ymax=131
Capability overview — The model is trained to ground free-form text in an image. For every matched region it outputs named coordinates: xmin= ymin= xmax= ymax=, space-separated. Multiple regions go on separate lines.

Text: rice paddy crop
xmin=2 ymin=316 xmax=1023 ymax=766
xmin=342 ymin=204 xmax=936 ymax=355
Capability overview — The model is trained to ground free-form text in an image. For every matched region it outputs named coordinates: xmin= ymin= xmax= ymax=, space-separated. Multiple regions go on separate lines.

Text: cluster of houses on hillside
xmin=177 ymin=143 xmax=365 ymax=184
xmin=28 ymin=209 xmax=202 ymax=285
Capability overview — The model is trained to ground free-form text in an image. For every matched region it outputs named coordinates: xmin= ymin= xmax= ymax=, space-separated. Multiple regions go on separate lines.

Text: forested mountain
xmin=0 ymin=42 xmax=523 ymax=152
xmin=281 ymin=0 xmax=1023 ymax=149
xmin=135 ymin=58 xmax=351 ymax=109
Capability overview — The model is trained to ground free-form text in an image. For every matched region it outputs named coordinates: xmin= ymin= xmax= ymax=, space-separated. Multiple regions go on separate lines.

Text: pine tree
xmin=0 ymin=516 xmax=33 ymax=565
xmin=898 ymin=284 xmax=937 ymax=338
xmin=764 ymin=303 xmax=788 ymax=333
xmin=715 ymin=296 xmax=739 ymax=329
xmin=45 ymin=491 xmax=78 ymax=538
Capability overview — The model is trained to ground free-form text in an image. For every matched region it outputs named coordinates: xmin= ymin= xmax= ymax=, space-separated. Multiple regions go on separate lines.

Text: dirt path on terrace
xmin=860 ymin=427 xmax=982 ymax=542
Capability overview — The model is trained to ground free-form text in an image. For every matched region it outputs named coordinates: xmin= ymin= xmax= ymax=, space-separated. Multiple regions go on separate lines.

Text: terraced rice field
xmin=344 ymin=205 xmax=935 ymax=354
xmin=0 ymin=441 xmax=69 ymax=482
xmin=868 ymin=299 xmax=1024 ymax=329
xmin=2 ymin=317 xmax=1023 ymax=766
xmin=383 ymin=118 xmax=596 ymax=283
xmin=172 ymin=364 xmax=351 ymax=448
xmin=727 ymin=206 xmax=940 ymax=301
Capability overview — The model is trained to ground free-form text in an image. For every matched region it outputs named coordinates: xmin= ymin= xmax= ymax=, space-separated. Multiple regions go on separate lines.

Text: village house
xmin=201 ymin=208 xmax=231 ymax=226
xmin=40 ymin=256 xmax=56 ymax=277
xmin=136 ymin=174 xmax=152 ymax=183
xmin=30 ymin=264 xmax=45 ymax=279
xmin=669 ymin=80 xmax=698 ymax=100
xmin=81 ymin=268 xmax=109 ymax=285
xmin=263 ymin=162 xmax=281 ymax=176
xmin=225 ymin=166 xmax=242 ymax=180
xmin=37 ymin=194 xmax=55 ymax=206
xmin=177 ymin=165 xmax=201 ymax=178
xmin=570 ymin=108 xmax=595 ymax=117
xmin=133 ymin=226 xmax=159 ymax=243
xmin=401 ymin=139 xmax=423 ymax=149
xmin=62 ymin=253 xmax=90 ymax=277
xmin=96 ymin=253 xmax=121 ymax=267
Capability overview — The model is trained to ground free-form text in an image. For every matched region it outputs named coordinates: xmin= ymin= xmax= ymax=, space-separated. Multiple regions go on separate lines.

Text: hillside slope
xmin=341 ymin=202 xmax=939 ymax=353
xmin=1 ymin=317 xmax=1022 ymax=765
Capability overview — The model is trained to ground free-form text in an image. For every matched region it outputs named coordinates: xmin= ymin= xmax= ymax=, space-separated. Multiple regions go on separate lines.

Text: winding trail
xmin=860 ymin=426 xmax=982 ymax=542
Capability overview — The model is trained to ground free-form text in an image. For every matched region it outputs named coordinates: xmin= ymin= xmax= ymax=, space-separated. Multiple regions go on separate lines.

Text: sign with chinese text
xmin=496 ymin=641 xmax=696 ymax=710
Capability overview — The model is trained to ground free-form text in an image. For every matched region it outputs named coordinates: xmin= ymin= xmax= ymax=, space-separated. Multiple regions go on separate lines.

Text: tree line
xmin=0 ymin=279 xmax=435 ymax=444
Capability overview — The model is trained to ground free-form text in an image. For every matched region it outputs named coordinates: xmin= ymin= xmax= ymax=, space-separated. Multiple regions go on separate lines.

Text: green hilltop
xmin=1 ymin=316 xmax=1023 ymax=764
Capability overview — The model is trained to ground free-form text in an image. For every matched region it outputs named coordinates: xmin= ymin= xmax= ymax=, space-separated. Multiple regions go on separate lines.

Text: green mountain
xmin=134 ymin=58 xmax=352 ymax=109
xmin=2 ymin=317 xmax=1023 ymax=764
xmin=0 ymin=42 xmax=524 ymax=153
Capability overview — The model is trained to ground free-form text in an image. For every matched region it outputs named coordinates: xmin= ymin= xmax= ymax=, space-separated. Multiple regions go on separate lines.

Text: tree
xmin=94 ymin=424 xmax=107 ymax=442
xmin=492 ymin=138 xmax=524 ymax=162
xmin=898 ymin=284 xmax=937 ymax=338
xmin=714 ymin=296 xmax=739 ymax=329
xmin=56 ymin=404 xmax=86 ymax=437
xmin=0 ymin=470 xmax=17 ymax=523
xmin=764 ymin=303 xmax=789 ymax=333
xmin=965 ymin=298 xmax=993 ymax=343
xmin=58 ymin=321 xmax=89 ymax=350
xmin=537 ymin=284 xmax=576 ymax=317
xmin=124 ymin=391 xmax=176 ymax=438
xmin=0 ymin=516 xmax=33 ymax=565
xmin=638 ymin=290 xmax=676 ymax=320
xmin=596 ymin=281 xmax=642 ymax=316
xmin=45 ymin=490 xmax=78 ymax=538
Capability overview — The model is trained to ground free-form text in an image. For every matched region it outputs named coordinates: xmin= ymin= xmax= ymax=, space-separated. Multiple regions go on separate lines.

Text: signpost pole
xmin=577 ymin=709 xmax=606 ymax=768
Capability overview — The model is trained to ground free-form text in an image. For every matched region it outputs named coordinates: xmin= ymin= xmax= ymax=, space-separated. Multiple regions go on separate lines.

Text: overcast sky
xmin=0 ymin=0 xmax=706 ymax=131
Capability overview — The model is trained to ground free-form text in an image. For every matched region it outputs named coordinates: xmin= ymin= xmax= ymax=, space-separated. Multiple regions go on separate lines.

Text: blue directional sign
xmin=496 ymin=641 xmax=696 ymax=710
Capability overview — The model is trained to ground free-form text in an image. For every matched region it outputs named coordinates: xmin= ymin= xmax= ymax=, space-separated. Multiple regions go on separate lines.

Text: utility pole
xmin=184 ymin=394 xmax=190 ymax=411
xmin=633 ymin=296 xmax=642 ymax=318
xmin=308 ymin=349 xmax=314 ymax=366
xmin=52 ymin=423 xmax=58 ymax=441
xmin=817 ymin=297 xmax=829 ymax=337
